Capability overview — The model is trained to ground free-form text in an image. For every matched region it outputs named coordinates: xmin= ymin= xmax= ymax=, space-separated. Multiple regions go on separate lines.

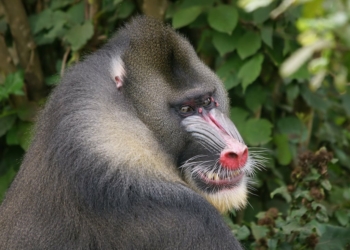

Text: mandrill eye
xmin=203 ymin=97 xmax=212 ymax=107
xmin=180 ymin=105 xmax=194 ymax=115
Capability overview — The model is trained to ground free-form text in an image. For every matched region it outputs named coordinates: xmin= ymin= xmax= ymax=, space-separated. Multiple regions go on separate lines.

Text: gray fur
xmin=0 ymin=16 xmax=243 ymax=249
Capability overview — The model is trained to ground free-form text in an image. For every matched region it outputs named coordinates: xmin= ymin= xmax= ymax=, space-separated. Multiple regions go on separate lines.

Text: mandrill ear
xmin=110 ymin=57 xmax=126 ymax=90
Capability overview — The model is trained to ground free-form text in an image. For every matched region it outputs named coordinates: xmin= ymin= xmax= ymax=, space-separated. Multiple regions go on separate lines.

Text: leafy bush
xmin=1 ymin=0 xmax=349 ymax=248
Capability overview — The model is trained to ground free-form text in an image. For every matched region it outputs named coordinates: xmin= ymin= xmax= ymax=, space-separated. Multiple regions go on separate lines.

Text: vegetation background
xmin=0 ymin=0 xmax=349 ymax=248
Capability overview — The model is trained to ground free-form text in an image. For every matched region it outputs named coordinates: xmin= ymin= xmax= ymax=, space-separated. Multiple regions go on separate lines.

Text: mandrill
xmin=0 ymin=16 xmax=262 ymax=250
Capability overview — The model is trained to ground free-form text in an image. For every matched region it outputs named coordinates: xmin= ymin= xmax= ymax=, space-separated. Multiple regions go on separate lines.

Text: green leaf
xmin=0 ymin=146 xmax=23 ymax=201
xmin=7 ymin=74 xmax=24 ymax=96
xmin=288 ymin=63 xmax=310 ymax=80
xmin=196 ymin=29 xmax=215 ymax=54
xmin=236 ymin=31 xmax=261 ymax=59
xmin=231 ymin=225 xmax=250 ymax=240
xmin=216 ymin=55 xmax=243 ymax=90
xmin=17 ymin=103 xmax=38 ymax=122
xmin=335 ymin=209 xmax=349 ymax=226
xmin=29 ymin=9 xmax=54 ymax=34
xmin=244 ymin=118 xmax=272 ymax=146
xmin=341 ymin=93 xmax=350 ymax=116
xmin=208 ymin=5 xmax=238 ymax=34
xmin=0 ymin=166 xmax=17 ymax=202
xmin=266 ymin=41 xmax=284 ymax=66
xmin=294 ymin=190 xmax=312 ymax=200
xmin=271 ymin=186 xmax=291 ymax=202
xmin=267 ymin=239 xmax=278 ymax=250
xmin=282 ymin=221 xmax=301 ymax=234
xmin=273 ymin=134 xmax=292 ymax=165
xmin=117 ymin=1 xmax=135 ymax=19
xmin=172 ymin=6 xmax=203 ymax=29
xmin=316 ymin=225 xmax=350 ymax=250
xmin=230 ymin=107 xmax=249 ymax=133
xmin=244 ymin=85 xmax=266 ymax=112
xmin=46 ymin=75 xmax=60 ymax=86
xmin=251 ymin=222 xmax=269 ymax=240
xmin=277 ymin=116 xmax=308 ymax=143
xmin=0 ymin=71 xmax=25 ymax=101
xmin=312 ymin=202 xmax=329 ymax=222
xmin=343 ymin=188 xmax=350 ymax=200
xmin=252 ymin=3 xmax=275 ymax=23
xmin=260 ymin=26 xmax=273 ymax=48
xmin=286 ymin=84 xmax=299 ymax=103
xmin=50 ymin=0 xmax=75 ymax=10
xmin=0 ymin=115 xmax=16 ymax=137
xmin=212 ymin=32 xmax=237 ymax=56
xmin=44 ymin=22 xmax=66 ymax=41
xmin=237 ymin=53 xmax=264 ymax=91
xmin=67 ymin=2 xmax=85 ymax=25
xmin=6 ymin=122 xmax=33 ymax=150
xmin=65 ymin=21 xmax=94 ymax=51
xmin=178 ymin=0 xmax=216 ymax=9
xmin=290 ymin=207 xmax=307 ymax=220
xmin=300 ymin=85 xmax=329 ymax=112
xmin=302 ymin=0 xmax=324 ymax=18
xmin=305 ymin=220 xmax=326 ymax=236
xmin=320 ymin=179 xmax=332 ymax=191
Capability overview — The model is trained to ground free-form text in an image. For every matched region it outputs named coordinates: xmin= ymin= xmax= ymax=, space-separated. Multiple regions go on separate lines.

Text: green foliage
xmin=167 ymin=0 xmax=350 ymax=248
xmin=1 ymin=0 xmax=349 ymax=248
xmin=0 ymin=72 xmax=24 ymax=101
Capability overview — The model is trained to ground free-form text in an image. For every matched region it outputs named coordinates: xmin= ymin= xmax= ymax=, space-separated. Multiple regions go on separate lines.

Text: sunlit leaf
xmin=238 ymin=0 xmax=274 ymax=13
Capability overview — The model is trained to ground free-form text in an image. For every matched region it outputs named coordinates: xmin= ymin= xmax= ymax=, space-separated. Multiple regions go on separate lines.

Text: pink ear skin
xmin=115 ymin=76 xmax=123 ymax=90
xmin=110 ymin=57 xmax=126 ymax=91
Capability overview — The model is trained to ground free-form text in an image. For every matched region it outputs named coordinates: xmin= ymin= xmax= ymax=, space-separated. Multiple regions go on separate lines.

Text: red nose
xmin=219 ymin=147 xmax=248 ymax=170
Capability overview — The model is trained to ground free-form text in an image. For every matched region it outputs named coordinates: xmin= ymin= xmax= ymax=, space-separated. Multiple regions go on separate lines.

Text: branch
xmin=1 ymin=0 xmax=46 ymax=102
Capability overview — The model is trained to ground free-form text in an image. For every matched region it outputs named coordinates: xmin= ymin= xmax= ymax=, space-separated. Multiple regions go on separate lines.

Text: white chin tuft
xmin=189 ymin=176 xmax=248 ymax=214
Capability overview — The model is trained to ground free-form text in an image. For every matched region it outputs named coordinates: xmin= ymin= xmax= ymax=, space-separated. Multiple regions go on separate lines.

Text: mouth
xmin=193 ymin=168 xmax=245 ymax=192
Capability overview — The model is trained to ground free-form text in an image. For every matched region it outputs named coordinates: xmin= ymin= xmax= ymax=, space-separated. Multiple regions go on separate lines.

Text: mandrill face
xmin=177 ymin=97 xmax=258 ymax=213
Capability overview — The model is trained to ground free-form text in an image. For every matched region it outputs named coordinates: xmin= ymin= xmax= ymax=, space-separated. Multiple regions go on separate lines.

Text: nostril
xmin=225 ymin=152 xmax=238 ymax=159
